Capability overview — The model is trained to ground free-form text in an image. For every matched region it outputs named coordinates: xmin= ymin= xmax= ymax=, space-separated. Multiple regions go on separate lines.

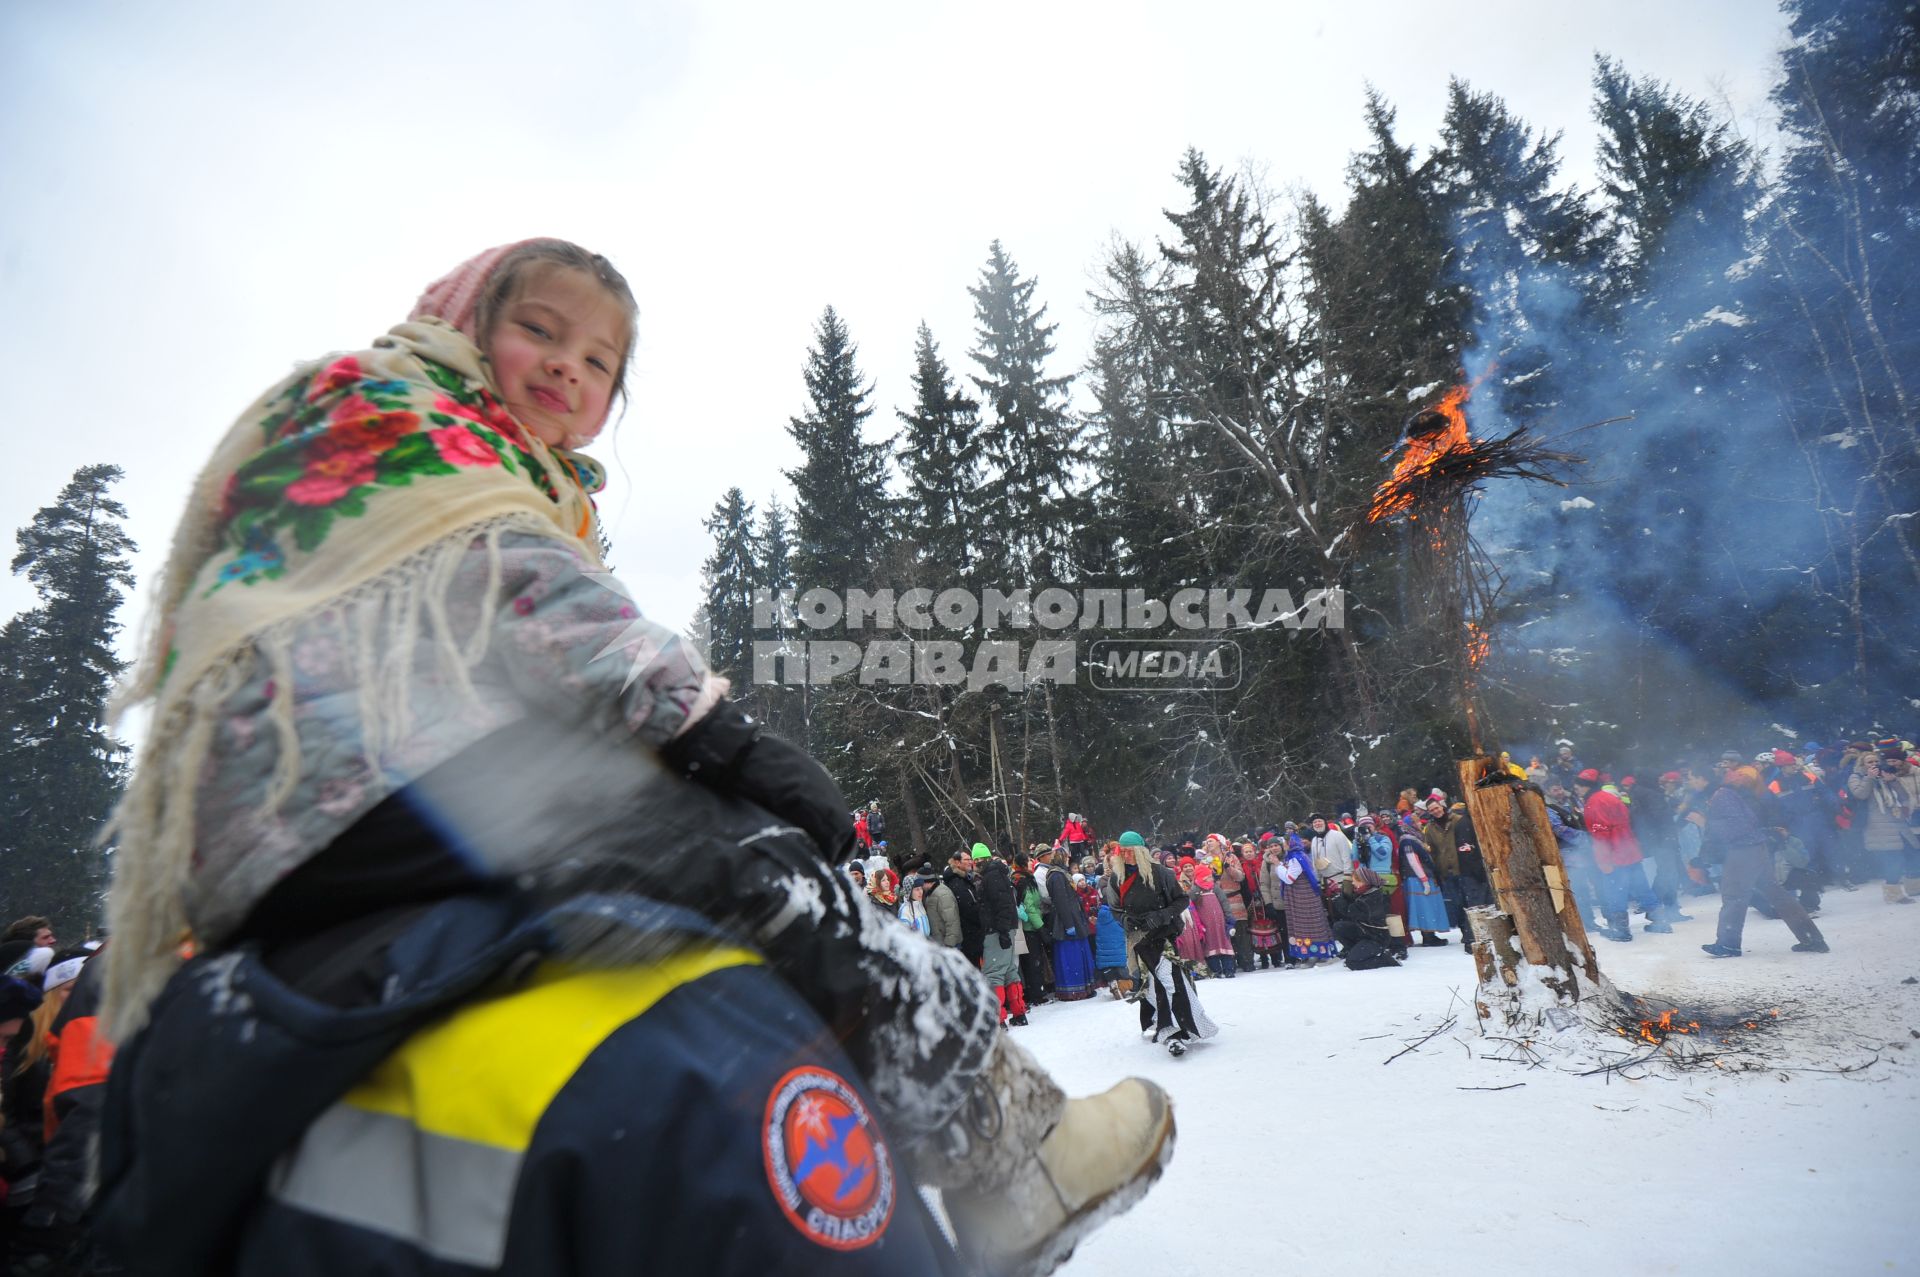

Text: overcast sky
xmin=1 ymin=0 xmax=1787 ymax=656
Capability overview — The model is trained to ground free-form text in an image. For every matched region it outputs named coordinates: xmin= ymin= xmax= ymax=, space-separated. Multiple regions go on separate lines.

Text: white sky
xmin=0 ymin=0 xmax=1786 ymax=652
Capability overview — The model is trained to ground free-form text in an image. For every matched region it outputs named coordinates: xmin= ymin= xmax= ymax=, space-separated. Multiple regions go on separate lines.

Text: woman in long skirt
xmin=1278 ymin=833 xmax=1339 ymax=963
xmin=1045 ymin=850 xmax=1097 ymax=1000
xmin=1110 ymin=836 xmax=1218 ymax=1057
xmin=1190 ymin=841 xmax=1238 ymax=978
xmin=1173 ymin=860 xmax=1211 ymax=967
xmin=1399 ymin=816 xmax=1453 ymax=946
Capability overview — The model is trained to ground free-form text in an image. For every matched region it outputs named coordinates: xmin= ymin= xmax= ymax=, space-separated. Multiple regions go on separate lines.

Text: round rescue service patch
xmin=762 ymin=1065 xmax=896 ymax=1251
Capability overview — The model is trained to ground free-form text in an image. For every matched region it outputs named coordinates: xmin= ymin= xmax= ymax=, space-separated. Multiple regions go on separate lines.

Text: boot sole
xmin=1008 ymin=1089 xmax=1177 ymax=1277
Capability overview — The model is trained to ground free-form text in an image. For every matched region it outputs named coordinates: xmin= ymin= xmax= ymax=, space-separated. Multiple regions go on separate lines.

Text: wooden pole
xmin=1457 ymin=755 xmax=1602 ymax=1003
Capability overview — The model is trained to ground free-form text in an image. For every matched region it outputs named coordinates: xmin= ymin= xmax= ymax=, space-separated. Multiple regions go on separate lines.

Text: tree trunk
xmin=899 ymin=770 xmax=927 ymax=864
xmin=1457 ymin=755 xmax=1607 ymax=1023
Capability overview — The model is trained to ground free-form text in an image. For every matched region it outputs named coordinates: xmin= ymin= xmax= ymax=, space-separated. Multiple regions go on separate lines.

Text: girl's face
xmin=484 ymin=265 xmax=628 ymax=449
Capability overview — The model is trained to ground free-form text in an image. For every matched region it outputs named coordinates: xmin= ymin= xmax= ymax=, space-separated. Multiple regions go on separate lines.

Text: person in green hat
xmin=974 ymin=843 xmax=1030 ymax=1026
xmin=1108 ymin=831 xmax=1218 ymax=1056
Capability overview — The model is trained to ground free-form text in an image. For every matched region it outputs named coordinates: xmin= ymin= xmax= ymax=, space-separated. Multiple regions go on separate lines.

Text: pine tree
xmin=0 ymin=464 xmax=136 ymax=929
xmin=784 ymin=307 xmax=891 ymax=594
xmin=1300 ymin=92 xmax=1465 ymax=483
xmin=699 ymin=487 xmax=758 ymax=687
xmin=969 ymin=241 xmax=1081 ymax=581
xmin=896 ymin=323 xmax=983 ymax=574
xmin=758 ymin=496 xmax=794 ymax=599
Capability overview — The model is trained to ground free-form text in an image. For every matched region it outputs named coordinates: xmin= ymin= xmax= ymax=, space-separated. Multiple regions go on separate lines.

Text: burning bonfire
xmin=1366 ymin=381 xmax=1579 ymax=529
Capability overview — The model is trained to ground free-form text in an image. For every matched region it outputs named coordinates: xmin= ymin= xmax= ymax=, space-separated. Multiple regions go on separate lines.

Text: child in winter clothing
xmin=98 ymin=240 xmax=1171 ymax=1277
xmin=1094 ymin=900 xmax=1133 ymax=996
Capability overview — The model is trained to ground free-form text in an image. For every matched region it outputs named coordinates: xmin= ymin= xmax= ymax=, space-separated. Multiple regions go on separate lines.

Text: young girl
xmin=898 ymin=876 xmax=933 ymax=936
xmin=99 ymin=240 xmax=1170 ymax=1275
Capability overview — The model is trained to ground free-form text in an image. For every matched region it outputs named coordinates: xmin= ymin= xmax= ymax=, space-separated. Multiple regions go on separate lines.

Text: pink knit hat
xmin=409 ymin=239 xmax=544 ymax=338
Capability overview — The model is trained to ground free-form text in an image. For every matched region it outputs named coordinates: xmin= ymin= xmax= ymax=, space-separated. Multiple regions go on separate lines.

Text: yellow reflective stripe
xmin=344 ymin=945 xmax=760 ymax=1151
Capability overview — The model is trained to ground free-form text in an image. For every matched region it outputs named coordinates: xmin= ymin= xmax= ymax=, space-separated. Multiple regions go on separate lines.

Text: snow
xmin=1021 ymin=887 xmax=1918 ymax=1275
xmin=1560 ymin=495 xmax=1597 ymax=512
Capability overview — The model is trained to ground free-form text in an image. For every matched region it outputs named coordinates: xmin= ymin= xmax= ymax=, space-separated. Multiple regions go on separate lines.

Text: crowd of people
xmin=0 ymin=919 xmax=110 ymax=1275
xmin=851 ymin=731 xmax=1920 ymax=1052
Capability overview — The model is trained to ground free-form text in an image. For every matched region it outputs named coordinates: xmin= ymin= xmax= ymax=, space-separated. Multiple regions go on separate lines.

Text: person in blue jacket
xmin=1093 ymin=893 xmax=1133 ymax=996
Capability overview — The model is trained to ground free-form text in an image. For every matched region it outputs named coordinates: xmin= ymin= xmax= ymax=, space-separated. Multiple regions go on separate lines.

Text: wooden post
xmin=1467 ymin=905 xmax=1518 ymax=990
xmin=1457 ymin=756 xmax=1602 ymax=1005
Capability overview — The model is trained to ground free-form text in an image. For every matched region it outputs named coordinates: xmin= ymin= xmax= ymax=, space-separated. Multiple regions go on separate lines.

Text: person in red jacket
xmin=1575 ymin=769 xmax=1667 ymax=941
xmin=1059 ymin=813 xmax=1091 ymax=863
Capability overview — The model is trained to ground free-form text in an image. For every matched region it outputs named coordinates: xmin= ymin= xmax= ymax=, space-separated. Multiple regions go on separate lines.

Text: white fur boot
xmin=926 ymin=1036 xmax=1174 ymax=1276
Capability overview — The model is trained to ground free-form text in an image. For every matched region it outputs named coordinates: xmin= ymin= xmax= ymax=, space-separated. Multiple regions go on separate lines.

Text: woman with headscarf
xmin=1235 ymin=842 xmax=1277 ymax=970
xmin=1192 ymin=835 xmax=1239 ymax=978
xmin=1110 ymin=834 xmax=1219 ymax=1057
xmin=1173 ymin=858 xmax=1210 ymax=969
xmin=1045 ymin=853 xmax=1097 ymax=1001
xmin=1398 ymin=815 xmax=1452 ymax=947
xmin=1219 ymin=847 xmax=1255 ymax=973
xmin=1277 ymin=834 xmax=1339 ymax=964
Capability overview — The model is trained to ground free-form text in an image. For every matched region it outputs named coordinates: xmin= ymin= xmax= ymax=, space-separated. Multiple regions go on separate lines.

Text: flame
xmin=1465 ymin=621 xmax=1490 ymax=672
xmin=1632 ymin=1007 xmax=1703 ymax=1044
xmin=1368 ymin=384 xmax=1473 ymax=524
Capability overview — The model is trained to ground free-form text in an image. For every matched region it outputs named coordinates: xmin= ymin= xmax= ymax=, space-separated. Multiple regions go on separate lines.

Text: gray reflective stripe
xmin=267 ymin=1102 xmax=522 ymax=1268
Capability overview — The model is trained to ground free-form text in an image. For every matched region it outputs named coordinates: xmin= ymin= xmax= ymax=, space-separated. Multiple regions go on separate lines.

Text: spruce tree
xmin=969 ymin=241 xmax=1081 ymax=581
xmin=699 ymin=487 xmax=758 ymax=687
xmin=0 ymin=463 xmax=136 ymax=929
xmin=896 ymin=323 xmax=983 ymax=574
xmin=784 ymin=307 xmax=891 ymax=594
xmin=758 ymin=496 xmax=794 ymax=600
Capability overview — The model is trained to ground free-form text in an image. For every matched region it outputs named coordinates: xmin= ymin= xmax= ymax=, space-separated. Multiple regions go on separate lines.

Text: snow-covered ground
xmin=1022 ymin=887 xmax=1920 ymax=1275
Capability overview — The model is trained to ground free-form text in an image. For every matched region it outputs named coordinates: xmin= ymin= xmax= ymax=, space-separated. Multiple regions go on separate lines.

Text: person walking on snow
xmin=1110 ymin=833 xmax=1218 ymax=1056
xmin=1576 ymin=768 xmax=1668 ymax=941
xmin=1699 ymin=766 xmax=1829 ymax=958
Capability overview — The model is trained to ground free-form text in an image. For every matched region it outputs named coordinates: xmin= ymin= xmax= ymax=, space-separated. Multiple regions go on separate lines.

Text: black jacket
xmin=1044 ymin=867 xmax=1089 ymax=944
xmin=1117 ymin=863 xmax=1185 ymax=941
xmin=976 ymin=859 xmax=1020 ymax=940
xmin=942 ymin=869 xmax=986 ymax=963
xmin=1330 ymin=887 xmax=1391 ymax=937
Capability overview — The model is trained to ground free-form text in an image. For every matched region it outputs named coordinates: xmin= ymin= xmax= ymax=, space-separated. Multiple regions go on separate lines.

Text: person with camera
xmin=1847 ymin=745 xmax=1920 ymax=905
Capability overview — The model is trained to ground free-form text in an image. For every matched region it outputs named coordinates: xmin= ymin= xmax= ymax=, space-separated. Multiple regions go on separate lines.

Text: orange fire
xmin=1630 ymin=1007 xmax=1702 ymax=1044
xmin=1368 ymin=384 xmax=1473 ymax=524
xmin=1465 ymin=622 xmax=1490 ymax=672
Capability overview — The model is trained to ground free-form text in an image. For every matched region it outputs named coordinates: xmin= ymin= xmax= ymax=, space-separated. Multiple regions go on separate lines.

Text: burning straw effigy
xmin=1364 ymin=380 xmax=1581 ymax=750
